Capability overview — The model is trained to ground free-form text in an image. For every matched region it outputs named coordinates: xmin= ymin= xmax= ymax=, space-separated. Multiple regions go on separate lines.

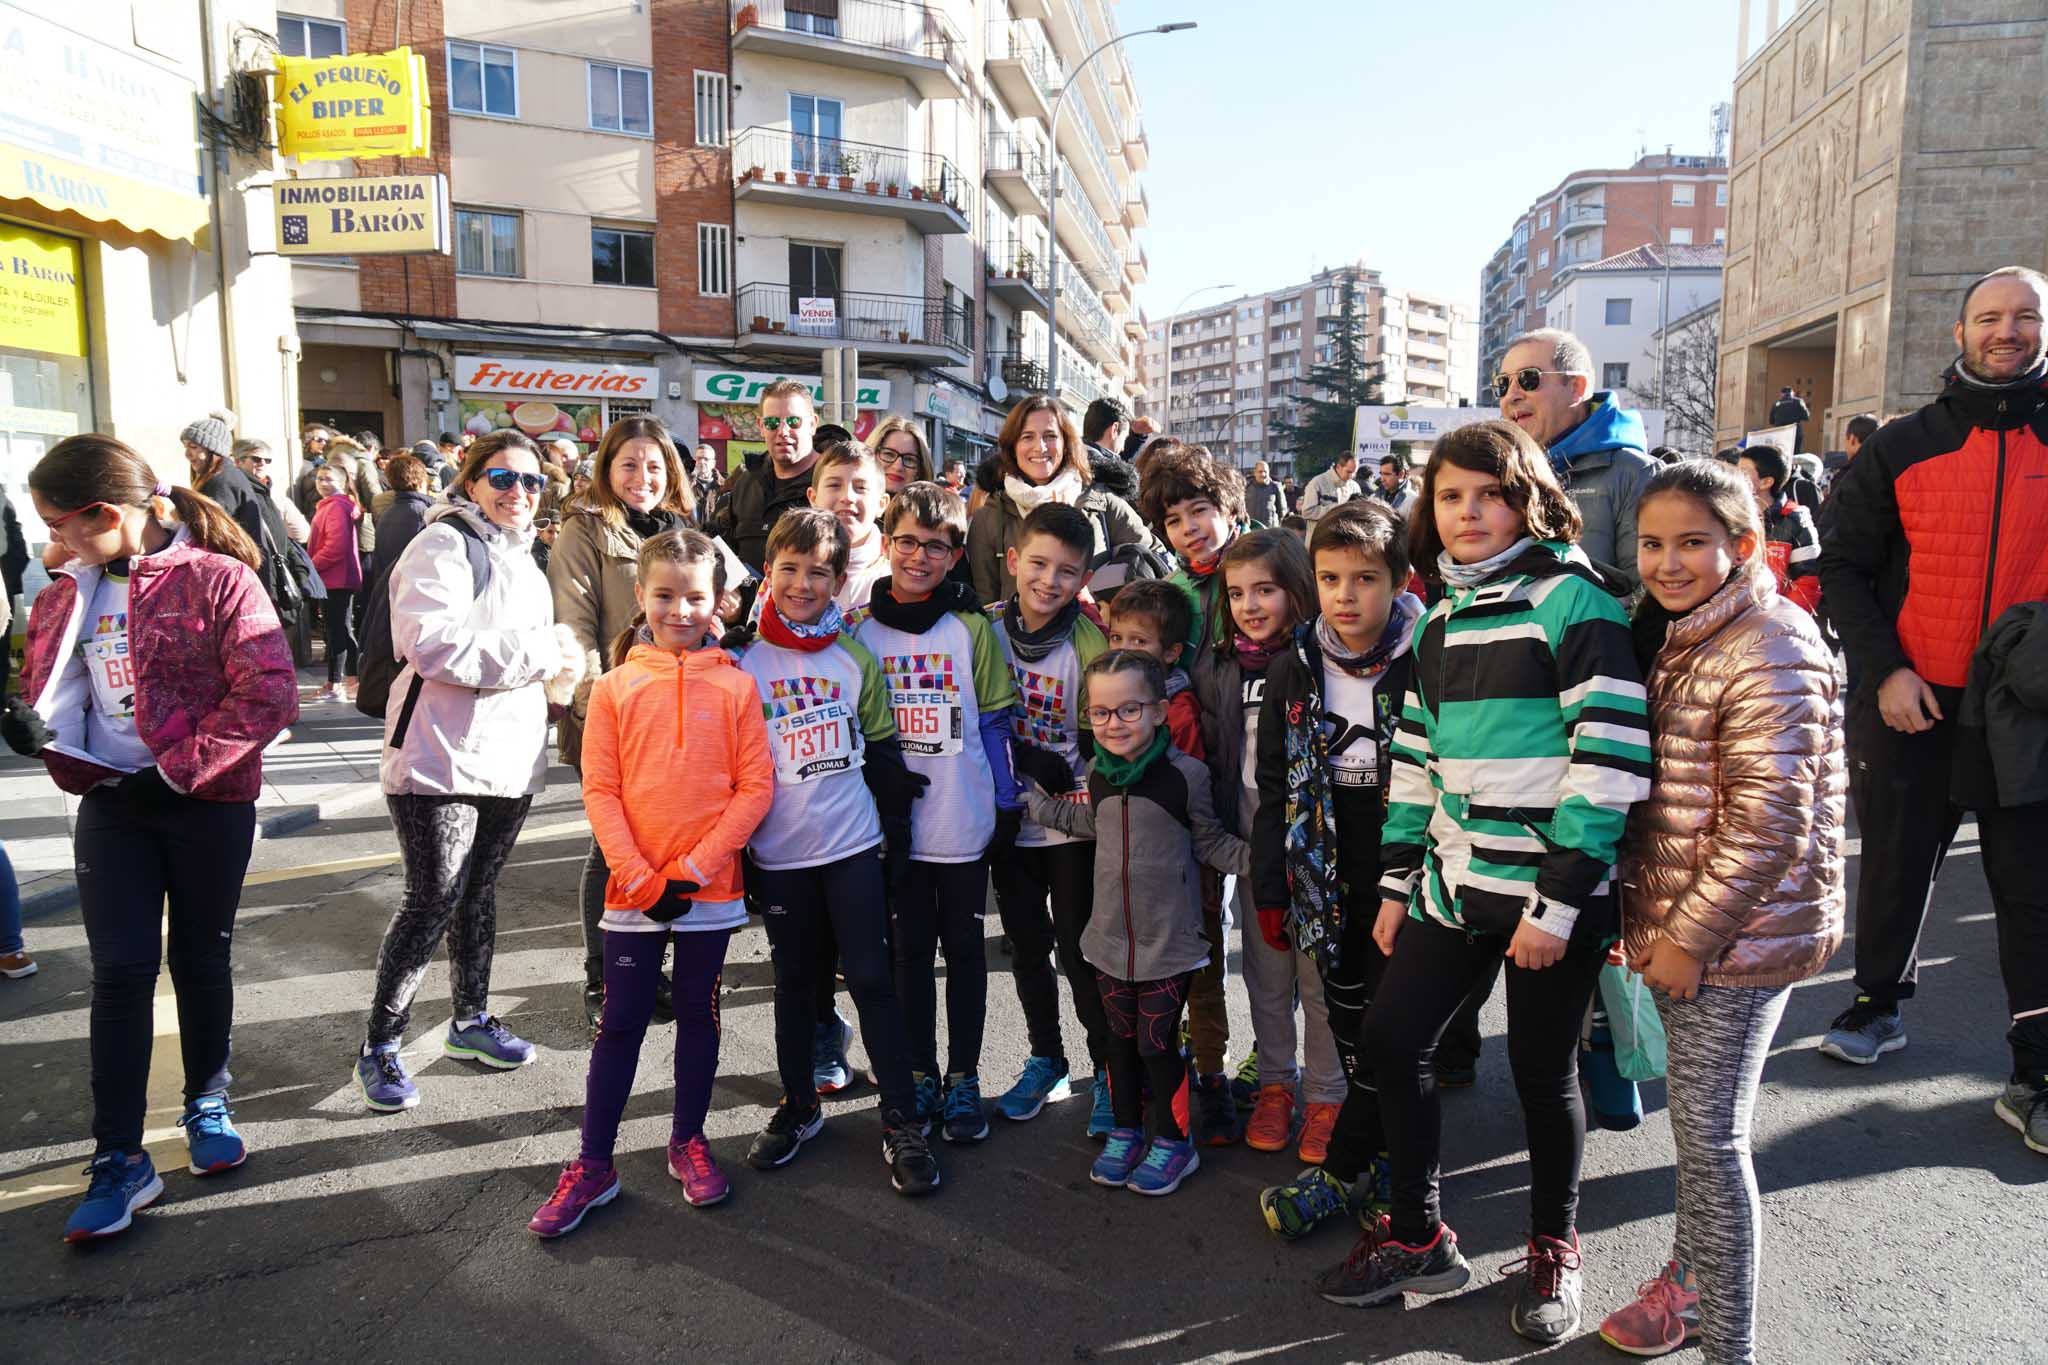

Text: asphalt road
xmin=2 ymin=755 xmax=2044 ymax=1363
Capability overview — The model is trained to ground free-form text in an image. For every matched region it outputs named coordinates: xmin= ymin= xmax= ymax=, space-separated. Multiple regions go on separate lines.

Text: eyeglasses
xmin=1491 ymin=368 xmax=1587 ymax=399
xmin=888 ymin=533 xmax=958 ymax=560
xmin=1085 ymin=701 xmax=1157 ymax=725
xmin=876 ymin=448 xmax=919 ymax=468
xmin=483 ymin=468 xmax=547 ymax=494
xmin=43 ymin=502 xmax=112 ymax=532
xmin=761 ymin=415 xmax=806 ymax=431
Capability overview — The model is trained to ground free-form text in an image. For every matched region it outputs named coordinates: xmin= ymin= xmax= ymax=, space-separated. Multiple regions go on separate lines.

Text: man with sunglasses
xmin=709 ymin=379 xmax=822 ymax=584
xmin=1495 ymin=329 xmax=1656 ymax=591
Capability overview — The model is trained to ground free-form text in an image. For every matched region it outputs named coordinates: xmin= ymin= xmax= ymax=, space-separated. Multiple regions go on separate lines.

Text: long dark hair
xmin=33 ymin=434 xmax=260 ymax=570
xmin=1408 ymin=420 xmax=1581 ymax=586
xmin=995 ymin=395 xmax=1089 ymax=487
xmin=585 ymin=415 xmax=693 ymax=528
xmin=1215 ymin=527 xmax=1315 ymax=652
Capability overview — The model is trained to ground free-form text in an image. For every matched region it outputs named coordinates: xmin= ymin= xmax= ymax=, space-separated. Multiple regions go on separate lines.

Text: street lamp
xmin=1162 ymin=281 xmax=1235 ymax=437
xmin=1047 ymin=21 xmax=1196 ymax=400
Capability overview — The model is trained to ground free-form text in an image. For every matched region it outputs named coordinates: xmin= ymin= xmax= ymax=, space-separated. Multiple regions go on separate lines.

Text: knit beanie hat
xmin=410 ymin=439 xmax=440 ymax=459
xmin=179 ymin=409 xmax=235 ymax=458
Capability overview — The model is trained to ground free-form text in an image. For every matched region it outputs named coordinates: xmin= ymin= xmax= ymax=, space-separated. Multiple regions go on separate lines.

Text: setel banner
xmin=274 ymin=174 xmax=448 ymax=255
xmin=1353 ymin=404 xmax=1502 ymax=458
xmin=274 ymin=47 xmax=432 ymax=160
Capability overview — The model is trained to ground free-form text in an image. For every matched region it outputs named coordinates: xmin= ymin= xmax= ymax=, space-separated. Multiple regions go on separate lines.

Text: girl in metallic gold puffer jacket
xmin=1600 ymin=459 xmax=1846 ymax=1365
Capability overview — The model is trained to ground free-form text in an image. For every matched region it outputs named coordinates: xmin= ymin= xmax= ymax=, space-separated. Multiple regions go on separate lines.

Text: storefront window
xmin=0 ymin=221 xmax=94 ymax=545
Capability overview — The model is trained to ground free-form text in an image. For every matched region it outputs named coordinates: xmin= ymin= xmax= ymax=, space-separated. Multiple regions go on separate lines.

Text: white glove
xmin=545 ymin=623 xmax=589 ymax=707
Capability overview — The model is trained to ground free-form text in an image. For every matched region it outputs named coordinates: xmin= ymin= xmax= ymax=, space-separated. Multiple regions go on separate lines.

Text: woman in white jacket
xmin=353 ymin=430 xmax=583 ymax=1112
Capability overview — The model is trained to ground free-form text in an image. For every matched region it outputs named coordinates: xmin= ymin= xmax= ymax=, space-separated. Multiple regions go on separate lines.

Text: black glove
xmin=1 ymin=695 xmax=50 ymax=757
xmin=718 ymin=621 xmax=757 ymax=652
xmin=987 ymin=805 xmax=1024 ymax=864
xmin=862 ymin=736 xmax=929 ymax=821
xmin=643 ymin=878 xmax=700 ymax=923
xmin=1009 ymin=742 xmax=1076 ymax=796
xmin=880 ymin=813 xmax=914 ymax=900
xmin=117 ymin=766 xmax=175 ymax=803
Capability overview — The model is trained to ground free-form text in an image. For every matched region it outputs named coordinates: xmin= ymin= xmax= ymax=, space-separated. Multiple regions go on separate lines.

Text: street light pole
xmin=1163 ymin=281 xmax=1235 ymax=438
xmin=1047 ymin=21 xmax=1195 ymax=401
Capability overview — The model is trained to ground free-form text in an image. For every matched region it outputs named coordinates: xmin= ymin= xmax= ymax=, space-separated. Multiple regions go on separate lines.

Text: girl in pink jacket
xmin=307 ymin=465 xmax=364 ymax=702
xmin=12 ymin=434 xmax=297 ymax=1245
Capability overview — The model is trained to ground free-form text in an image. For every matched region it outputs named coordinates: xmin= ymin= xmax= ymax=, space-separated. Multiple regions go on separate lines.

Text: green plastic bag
xmin=1597 ymin=963 xmax=1668 ymax=1083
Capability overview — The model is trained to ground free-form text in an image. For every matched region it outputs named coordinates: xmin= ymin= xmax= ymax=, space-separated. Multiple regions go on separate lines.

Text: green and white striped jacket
xmin=1378 ymin=541 xmax=1651 ymax=942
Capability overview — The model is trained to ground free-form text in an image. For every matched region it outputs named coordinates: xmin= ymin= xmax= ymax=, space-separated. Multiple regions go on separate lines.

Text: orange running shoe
xmin=1295 ymin=1101 xmax=1340 ymax=1164
xmin=1245 ymin=1084 xmax=1296 ymax=1152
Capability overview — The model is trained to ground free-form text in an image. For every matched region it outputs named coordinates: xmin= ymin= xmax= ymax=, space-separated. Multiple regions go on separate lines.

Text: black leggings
xmin=756 ymin=848 xmax=915 ymax=1117
xmin=76 ymin=786 xmax=256 ymax=1155
xmin=1318 ymin=906 xmax=1389 ymax=1182
xmin=324 ymin=587 xmax=359 ymax=683
xmin=1095 ymin=970 xmax=1191 ymax=1139
xmin=892 ymin=857 xmax=989 ymax=1079
xmin=1365 ymin=912 xmax=1607 ymax=1246
xmin=992 ymin=841 xmax=1108 ymax=1070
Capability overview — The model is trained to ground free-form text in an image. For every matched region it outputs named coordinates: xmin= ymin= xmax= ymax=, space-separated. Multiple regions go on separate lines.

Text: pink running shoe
xmin=1598 ymin=1260 xmax=1699 ymax=1357
xmin=669 ymin=1134 xmax=730 ymax=1207
xmin=528 ymin=1158 xmax=619 ymax=1239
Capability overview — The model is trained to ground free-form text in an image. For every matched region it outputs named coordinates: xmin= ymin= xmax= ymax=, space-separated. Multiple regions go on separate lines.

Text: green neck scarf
xmin=1093 ymin=727 xmax=1170 ymax=787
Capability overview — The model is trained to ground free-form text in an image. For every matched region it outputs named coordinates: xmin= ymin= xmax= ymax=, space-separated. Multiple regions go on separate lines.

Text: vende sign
xmin=455 ymin=356 xmax=660 ymax=397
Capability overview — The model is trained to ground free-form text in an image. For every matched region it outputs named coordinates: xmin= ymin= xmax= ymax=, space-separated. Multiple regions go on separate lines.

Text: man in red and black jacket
xmin=1818 ymin=267 xmax=2048 ymax=1153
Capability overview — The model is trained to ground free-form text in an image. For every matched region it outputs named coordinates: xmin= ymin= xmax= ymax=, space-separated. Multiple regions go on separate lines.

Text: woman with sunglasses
xmin=13 ymin=434 xmax=298 ymax=1242
xmin=868 ymin=415 xmax=932 ymax=499
xmin=354 ymin=430 xmax=587 ymax=1113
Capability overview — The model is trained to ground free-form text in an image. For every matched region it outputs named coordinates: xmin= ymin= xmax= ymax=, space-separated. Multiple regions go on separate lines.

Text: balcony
xmin=1051 ymin=167 xmax=1119 ymax=288
xmin=1123 ymin=183 xmax=1148 ymax=230
xmin=731 ymin=0 xmax=968 ymax=101
xmin=985 ymin=240 xmax=1048 ymax=314
xmin=734 ymin=282 xmax=972 ymax=365
xmin=1008 ymin=0 xmax=1050 ymax=18
xmin=1558 ymin=205 xmax=1604 ymax=238
xmin=984 ymin=132 xmax=1049 ymax=219
xmin=1124 ymin=242 xmax=1147 ymax=285
xmin=733 ymin=127 xmax=969 ymax=234
xmin=991 ymin=350 xmax=1049 ymax=399
xmin=1054 ymin=96 xmax=1121 ymax=223
xmin=1122 ymin=121 xmax=1149 ymax=172
xmin=986 ymin=20 xmax=1060 ymax=124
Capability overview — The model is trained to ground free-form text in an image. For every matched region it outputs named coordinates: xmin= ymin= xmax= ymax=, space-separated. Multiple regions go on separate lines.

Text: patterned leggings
xmin=1657 ymin=983 xmax=1790 ymax=1365
xmin=364 ymin=793 xmax=533 ymax=1047
xmin=1095 ymin=969 xmax=1191 ymax=1139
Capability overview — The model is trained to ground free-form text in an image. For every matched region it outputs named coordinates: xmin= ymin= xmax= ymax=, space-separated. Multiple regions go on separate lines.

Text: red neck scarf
xmin=758 ymin=593 xmax=840 ymax=653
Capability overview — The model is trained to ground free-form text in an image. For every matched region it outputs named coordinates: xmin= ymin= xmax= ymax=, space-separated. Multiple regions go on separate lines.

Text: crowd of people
xmin=5 ymin=265 xmax=2047 ymax=1365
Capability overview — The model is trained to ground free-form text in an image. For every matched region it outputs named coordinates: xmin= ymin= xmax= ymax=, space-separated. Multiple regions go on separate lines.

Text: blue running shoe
xmin=178 ymin=1096 xmax=246 ymax=1175
xmin=64 ymin=1152 xmax=163 ymax=1243
xmin=1087 ymin=1073 xmax=1115 ymax=1139
xmin=357 ymin=1042 xmax=420 ymax=1112
xmin=445 ymin=1014 xmax=536 ymax=1070
xmin=996 ymin=1055 xmax=1071 ymax=1122
xmin=940 ymin=1072 xmax=988 ymax=1144
xmin=912 ymin=1071 xmax=943 ymax=1136
xmin=1090 ymin=1127 xmax=1145 ymax=1187
xmin=1127 ymin=1137 xmax=1200 ymax=1196
xmin=813 ymin=1011 xmax=855 ymax=1096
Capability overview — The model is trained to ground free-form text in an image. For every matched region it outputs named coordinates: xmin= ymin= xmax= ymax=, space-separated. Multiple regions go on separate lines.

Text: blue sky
xmin=1119 ymin=0 xmax=1744 ymax=315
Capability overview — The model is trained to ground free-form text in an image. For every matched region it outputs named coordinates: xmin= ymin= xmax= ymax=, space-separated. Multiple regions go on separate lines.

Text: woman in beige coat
xmin=548 ymin=416 xmax=694 ymax=1030
xmin=1601 ymin=459 xmax=1845 ymax=1365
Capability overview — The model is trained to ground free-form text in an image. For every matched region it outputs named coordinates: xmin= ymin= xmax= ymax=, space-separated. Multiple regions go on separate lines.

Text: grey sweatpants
xmin=365 ymin=793 xmax=533 ymax=1047
xmin=1236 ymin=880 xmax=1343 ymax=1102
xmin=1655 ymin=982 xmax=1790 ymax=1365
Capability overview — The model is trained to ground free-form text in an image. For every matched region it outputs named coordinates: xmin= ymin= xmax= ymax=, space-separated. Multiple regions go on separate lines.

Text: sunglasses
xmin=241 ymin=455 xmax=274 ymax=468
xmin=887 ymin=533 xmax=958 ymax=560
xmin=1491 ymin=368 xmax=1586 ymax=399
xmin=760 ymin=415 xmax=806 ymax=431
xmin=482 ymin=468 xmax=547 ymax=494
xmin=1085 ymin=701 xmax=1157 ymax=725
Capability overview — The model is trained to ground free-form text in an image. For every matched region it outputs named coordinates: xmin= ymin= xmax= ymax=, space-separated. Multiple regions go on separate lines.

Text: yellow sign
xmin=275 ymin=48 xmax=433 ymax=161
xmin=0 ymin=4 xmax=209 ymax=244
xmin=0 ymin=221 xmax=86 ymax=357
xmin=275 ymin=174 xmax=448 ymax=256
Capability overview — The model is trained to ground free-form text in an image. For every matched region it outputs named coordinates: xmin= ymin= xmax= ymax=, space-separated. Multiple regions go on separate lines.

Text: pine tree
xmin=1272 ymin=272 xmax=1384 ymax=480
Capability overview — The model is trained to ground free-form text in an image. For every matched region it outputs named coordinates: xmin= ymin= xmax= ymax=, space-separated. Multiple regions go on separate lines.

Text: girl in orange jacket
xmin=529 ymin=529 xmax=773 ymax=1237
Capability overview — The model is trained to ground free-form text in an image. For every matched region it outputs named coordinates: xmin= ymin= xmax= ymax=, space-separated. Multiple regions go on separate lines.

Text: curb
xmin=20 ymin=781 xmax=392 ymax=924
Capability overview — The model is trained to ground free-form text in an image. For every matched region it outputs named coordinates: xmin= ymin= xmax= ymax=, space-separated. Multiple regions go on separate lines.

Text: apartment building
xmin=1137 ymin=265 xmax=1478 ymax=475
xmin=1478 ymin=151 xmax=1729 ymax=388
xmin=1542 ymin=243 xmax=1726 ymax=411
xmin=287 ymin=0 xmax=1152 ymax=473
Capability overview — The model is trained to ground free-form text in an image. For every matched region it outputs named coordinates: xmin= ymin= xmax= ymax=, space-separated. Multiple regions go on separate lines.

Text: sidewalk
xmin=6 ymin=666 xmax=389 ymax=920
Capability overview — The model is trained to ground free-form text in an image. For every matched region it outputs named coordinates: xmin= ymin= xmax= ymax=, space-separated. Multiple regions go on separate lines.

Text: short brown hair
xmin=1409 ymin=420 xmax=1581 ymax=585
xmin=384 ymin=455 xmax=430 ymax=492
xmin=882 ymin=480 xmax=969 ymax=545
xmin=766 ymin=506 xmax=851 ymax=578
xmin=1105 ymin=578 xmax=1194 ymax=653
xmin=757 ymin=378 xmax=815 ymax=413
xmin=1216 ymin=528 xmax=1315 ymax=652
xmin=812 ymin=441 xmax=884 ymax=487
xmin=1137 ymin=444 xmax=1245 ymax=530
xmin=995 ymin=395 xmax=1090 ymax=486
xmin=1311 ymin=499 xmax=1410 ymax=586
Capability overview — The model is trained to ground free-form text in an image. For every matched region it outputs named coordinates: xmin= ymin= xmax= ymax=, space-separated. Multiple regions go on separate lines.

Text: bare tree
xmin=1635 ymin=305 xmax=1721 ymax=454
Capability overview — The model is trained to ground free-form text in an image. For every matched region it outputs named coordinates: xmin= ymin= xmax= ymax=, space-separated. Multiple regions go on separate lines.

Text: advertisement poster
xmin=275 ymin=174 xmax=449 ymax=255
xmin=274 ymin=47 xmax=433 ymax=161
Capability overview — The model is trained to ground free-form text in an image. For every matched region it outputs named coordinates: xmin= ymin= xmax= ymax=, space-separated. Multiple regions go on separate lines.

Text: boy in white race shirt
xmin=809 ymin=443 xmax=891 ymax=611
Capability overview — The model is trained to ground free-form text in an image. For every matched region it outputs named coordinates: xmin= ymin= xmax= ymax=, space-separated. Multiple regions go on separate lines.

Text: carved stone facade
xmin=1717 ymin=0 xmax=2048 ymax=446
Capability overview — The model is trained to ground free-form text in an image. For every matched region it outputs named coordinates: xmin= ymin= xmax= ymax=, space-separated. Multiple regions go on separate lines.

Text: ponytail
xmin=32 ymin=433 xmax=261 ymax=571
xmin=164 ymin=486 xmax=262 ymax=570
xmin=610 ymin=611 xmax=646 ymax=670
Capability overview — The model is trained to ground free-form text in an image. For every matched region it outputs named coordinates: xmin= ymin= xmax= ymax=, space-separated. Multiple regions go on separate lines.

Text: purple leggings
xmin=580 ymin=928 xmax=730 ymax=1162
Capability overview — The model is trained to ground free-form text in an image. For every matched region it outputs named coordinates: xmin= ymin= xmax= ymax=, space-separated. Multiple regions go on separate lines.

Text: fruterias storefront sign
xmin=455 ymin=356 xmax=660 ymax=398
xmin=274 ymin=47 xmax=431 ymax=161
xmin=0 ymin=5 xmax=209 ymax=244
xmin=275 ymin=174 xmax=447 ymax=255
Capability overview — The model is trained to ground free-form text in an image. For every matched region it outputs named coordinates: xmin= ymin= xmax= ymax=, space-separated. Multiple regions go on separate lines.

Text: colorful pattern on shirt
xmin=991 ymin=605 xmax=1105 ymax=848
xmin=740 ymin=634 xmax=893 ymax=870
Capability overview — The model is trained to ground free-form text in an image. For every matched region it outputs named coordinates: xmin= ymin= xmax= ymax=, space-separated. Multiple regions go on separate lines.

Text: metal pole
xmin=1046 ymin=22 xmax=1195 ymax=400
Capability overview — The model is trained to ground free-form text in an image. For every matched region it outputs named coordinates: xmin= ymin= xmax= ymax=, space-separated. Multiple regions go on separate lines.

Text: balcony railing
xmin=735 ymin=282 xmax=972 ymax=356
xmin=734 ymin=1 xmax=964 ymax=68
xmin=984 ymin=131 xmax=1049 ymax=217
xmin=733 ymin=126 xmax=966 ymax=208
xmin=992 ymin=350 xmax=1049 ymax=395
xmin=986 ymin=19 xmax=1062 ymax=98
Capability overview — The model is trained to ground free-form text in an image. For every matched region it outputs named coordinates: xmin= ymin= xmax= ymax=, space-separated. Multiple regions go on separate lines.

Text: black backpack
xmin=356 ymin=517 xmax=493 ymax=722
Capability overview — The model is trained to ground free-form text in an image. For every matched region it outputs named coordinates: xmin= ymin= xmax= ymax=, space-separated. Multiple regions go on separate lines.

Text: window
xmin=592 ymin=227 xmax=654 ymax=287
xmin=1603 ymin=362 xmax=1629 ymax=389
xmin=277 ymin=14 xmax=345 ymax=58
xmin=694 ymin=72 xmax=729 ymax=146
xmin=787 ymin=0 xmax=841 ymax=36
xmin=1539 ymin=208 xmax=1551 ymax=229
xmin=697 ymin=223 xmax=731 ymax=297
xmin=1538 ymin=249 xmax=1550 ymax=269
xmin=789 ymin=93 xmax=844 ymax=174
xmin=1714 ymin=226 xmax=1727 ymax=245
xmin=1669 ymin=226 xmax=1693 ymax=245
xmin=589 ymin=62 xmax=653 ymax=136
xmin=455 ymin=209 xmax=521 ymax=277
xmin=1715 ymin=182 xmax=1728 ymax=206
xmin=1671 ymin=182 xmax=1695 ymax=206
xmin=448 ymin=41 xmax=517 ymax=117
xmin=789 ymin=242 xmax=844 ymax=317
xmin=1604 ymin=298 xmax=1632 ymax=325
